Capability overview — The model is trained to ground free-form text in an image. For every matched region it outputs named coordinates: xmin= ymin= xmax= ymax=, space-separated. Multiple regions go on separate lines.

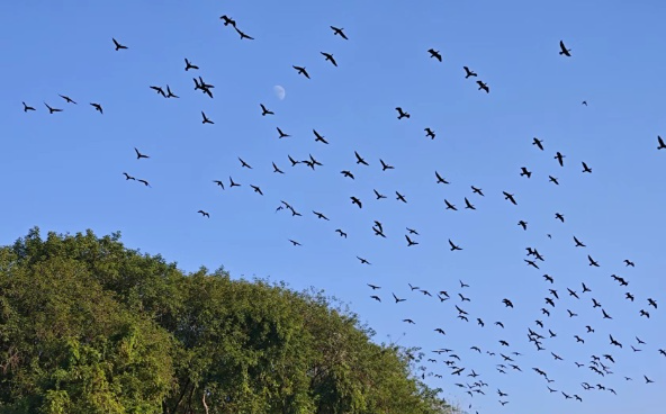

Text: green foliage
xmin=0 ymin=227 xmax=454 ymax=414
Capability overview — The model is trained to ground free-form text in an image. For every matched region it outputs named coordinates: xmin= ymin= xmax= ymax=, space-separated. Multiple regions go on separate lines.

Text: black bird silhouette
xmin=201 ymin=111 xmax=214 ymax=124
xmin=123 ymin=172 xmax=135 ymax=181
xmin=449 ymin=239 xmax=463 ymax=251
xmin=184 ymin=58 xmax=199 ymax=71
xmin=260 ymin=104 xmax=274 ymax=116
xmin=213 ymin=180 xmax=225 ymax=189
xmin=471 ymin=186 xmax=484 ymax=196
xmin=374 ymin=189 xmax=387 ymax=200
xmin=624 ymin=259 xmax=635 ymax=267
xmin=370 ymin=295 xmax=381 ymax=302
xmin=293 ymin=65 xmax=310 ymax=79
xmin=559 ymin=40 xmax=571 ymax=57
xmin=518 ymin=220 xmax=528 ymax=230
xmin=149 ymin=86 xmax=166 ymax=98
xmin=658 ymin=136 xmax=666 ymax=150
xmin=350 ymin=196 xmax=362 ymax=208
xmin=289 ymin=239 xmax=301 ymax=246
xmin=428 ymin=48 xmax=442 ymax=62
xmin=44 ymin=102 xmax=62 ymax=114
xmin=549 ymin=175 xmax=559 ymax=185
xmin=476 ymin=80 xmax=489 ymax=93
xmin=229 ymin=176 xmax=241 ymax=188
xmin=250 ymin=185 xmax=263 ymax=195
xmin=112 ymin=38 xmax=128 ymax=51
xmin=532 ymin=137 xmax=544 ymax=150
xmin=555 ymin=213 xmax=565 ymax=222
xmin=644 ymin=376 xmax=654 ymax=384
xmin=444 ymin=200 xmax=457 ymax=211
xmin=502 ymin=299 xmax=514 ymax=308
xmin=336 ymin=229 xmax=348 ymax=238
xmin=395 ymin=107 xmax=410 ymax=119
xmin=463 ymin=66 xmax=477 ymax=78
xmin=554 ymin=152 xmax=565 ymax=166
xmin=581 ymin=162 xmax=592 ymax=173
xmin=276 ymin=127 xmax=290 ymax=139
xmin=220 ymin=15 xmax=237 ymax=27
xmin=405 ymin=235 xmax=418 ymax=247
xmin=520 ymin=167 xmax=532 ymax=178
xmin=574 ymin=236 xmax=586 ymax=247
xmin=648 ymin=298 xmax=657 ymax=308
xmin=587 ymin=255 xmax=600 ymax=267
xmin=406 ymin=227 xmax=419 ymax=235
xmin=425 ymin=128 xmax=436 ymax=139
xmin=272 ymin=162 xmax=284 ymax=174
xmin=380 ymin=159 xmax=394 ymax=171
xmin=464 ymin=198 xmax=476 ymax=210
xmin=59 ymin=94 xmax=77 ymax=104
xmin=330 ymin=26 xmax=348 ymax=40
xmin=134 ymin=148 xmax=149 ymax=160
xmin=165 ymin=85 xmax=179 ymax=98
xmin=313 ymin=129 xmax=329 ymax=144
xmin=22 ymin=102 xmax=36 ymax=112
xmin=357 ymin=256 xmax=370 ymax=265
xmin=90 ymin=103 xmax=103 ymax=114
xmin=238 ymin=157 xmax=252 ymax=169
xmin=198 ymin=210 xmax=210 ymax=218
xmin=341 ymin=170 xmax=355 ymax=179
xmin=396 ymin=192 xmax=407 ymax=203
xmin=137 ymin=179 xmax=150 ymax=187
xmin=354 ymin=151 xmax=369 ymax=166
xmin=392 ymin=293 xmax=406 ymax=303
xmin=234 ymin=27 xmax=254 ymax=40
xmin=502 ymin=191 xmax=517 ymax=205
xmin=435 ymin=171 xmax=449 ymax=184
xmin=321 ymin=52 xmax=337 ymax=66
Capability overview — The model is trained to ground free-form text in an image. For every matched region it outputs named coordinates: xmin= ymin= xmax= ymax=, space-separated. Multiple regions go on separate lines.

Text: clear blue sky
xmin=2 ymin=1 xmax=665 ymax=413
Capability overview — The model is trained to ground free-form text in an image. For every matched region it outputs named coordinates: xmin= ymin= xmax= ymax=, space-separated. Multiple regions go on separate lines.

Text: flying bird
xmin=134 ymin=148 xmax=149 ymax=160
xmin=112 ymin=38 xmax=128 ymax=51
xmin=90 ymin=103 xmax=103 ymax=114
xmin=197 ymin=210 xmax=210 ymax=218
xmin=234 ymin=27 xmax=254 ymax=40
xmin=293 ymin=65 xmax=310 ymax=79
xmin=184 ymin=58 xmax=199 ymax=71
xmin=321 ymin=52 xmax=337 ymax=66
xmin=477 ymin=80 xmax=489 ymax=93
xmin=428 ymin=49 xmax=442 ymax=62
xmin=395 ymin=107 xmax=410 ymax=119
xmin=559 ymin=40 xmax=571 ymax=57
xmin=463 ymin=66 xmax=477 ymax=78
xmin=330 ymin=26 xmax=348 ymax=40
xmin=658 ymin=136 xmax=666 ymax=150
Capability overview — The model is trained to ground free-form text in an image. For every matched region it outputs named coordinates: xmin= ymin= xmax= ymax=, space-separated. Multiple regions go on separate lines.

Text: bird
xmin=357 ymin=256 xmax=371 ymax=265
xmin=350 ymin=197 xmax=362 ymax=208
xmin=250 ymin=185 xmax=263 ymax=195
xmin=396 ymin=192 xmax=407 ymax=203
xmin=330 ymin=26 xmax=348 ymax=40
xmin=502 ymin=191 xmax=517 ymax=205
xmin=212 ymin=180 xmax=225 ymax=189
xmin=581 ymin=162 xmax=592 ymax=173
xmin=219 ymin=15 xmax=237 ymax=27
xmin=425 ymin=128 xmax=436 ymax=139
xmin=471 ymin=186 xmax=484 ymax=196
xmin=435 ymin=171 xmax=450 ymax=184
xmin=122 ymin=172 xmax=135 ymax=181
xmin=354 ymin=151 xmax=369 ymax=166
xmin=532 ymin=137 xmax=544 ymax=150
xmin=658 ymin=136 xmax=666 ymax=150
xmin=201 ymin=111 xmax=214 ymax=124
xmin=22 ymin=102 xmax=36 ymax=112
xmin=587 ymin=255 xmax=600 ymax=267
xmin=392 ymin=293 xmax=406 ymax=303
xmin=312 ymin=130 xmax=329 ymax=144
xmin=336 ymin=229 xmax=347 ymax=238
xmin=229 ymin=177 xmax=241 ymax=188
xmin=476 ymin=80 xmax=490 ymax=93
xmin=520 ymin=167 xmax=532 ymax=178
xmin=405 ymin=235 xmax=418 ymax=247
xmin=554 ymin=152 xmax=565 ymax=166
xmin=518 ymin=220 xmax=528 ymax=230
xmin=272 ymin=162 xmax=284 ymax=174
xmin=321 ymin=52 xmax=337 ymax=66
xmin=380 ymin=159 xmax=394 ymax=171
xmin=44 ymin=102 xmax=62 ymax=114
xmin=463 ymin=66 xmax=477 ymax=78
xmin=112 ymin=38 xmax=128 ymax=51
xmin=574 ymin=236 xmax=586 ymax=247
xmin=428 ymin=49 xmax=442 ymax=62
xmin=288 ymin=239 xmax=301 ymax=246
xmin=449 ymin=239 xmax=462 ymax=251
xmin=197 ymin=210 xmax=210 ymax=218
xmin=150 ymin=86 xmax=166 ymax=97
xmin=559 ymin=40 xmax=571 ymax=57
xmin=624 ymin=259 xmax=635 ymax=267
xmin=234 ymin=27 xmax=254 ymax=40
xmin=134 ymin=148 xmax=149 ymax=160
xmin=238 ymin=158 xmax=252 ymax=169
xmin=260 ymin=104 xmax=274 ymax=116
xmin=184 ymin=58 xmax=199 ymax=71
xmin=549 ymin=175 xmax=559 ymax=185
xmin=293 ymin=65 xmax=310 ymax=79
xmin=90 ymin=103 xmax=103 ymax=114
xmin=277 ymin=127 xmax=290 ymax=139
xmin=137 ymin=179 xmax=150 ymax=187
xmin=373 ymin=189 xmax=387 ymax=200
xmin=464 ymin=198 xmax=476 ymax=210
xmin=59 ymin=94 xmax=77 ymax=105
xmin=164 ymin=85 xmax=178 ymax=98
xmin=395 ymin=107 xmax=410 ymax=119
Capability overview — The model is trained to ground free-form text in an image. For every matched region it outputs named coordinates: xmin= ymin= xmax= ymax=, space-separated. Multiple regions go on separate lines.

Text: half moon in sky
xmin=274 ymin=85 xmax=286 ymax=100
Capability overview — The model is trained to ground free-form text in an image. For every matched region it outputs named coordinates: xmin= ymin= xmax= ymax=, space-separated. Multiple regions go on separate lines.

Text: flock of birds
xmin=19 ymin=11 xmax=666 ymax=414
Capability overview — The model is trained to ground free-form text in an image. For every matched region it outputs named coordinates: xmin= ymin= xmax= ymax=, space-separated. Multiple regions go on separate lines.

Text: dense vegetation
xmin=0 ymin=228 xmax=456 ymax=414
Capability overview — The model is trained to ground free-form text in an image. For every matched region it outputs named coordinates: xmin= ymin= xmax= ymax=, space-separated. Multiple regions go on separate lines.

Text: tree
xmin=0 ymin=228 xmax=455 ymax=414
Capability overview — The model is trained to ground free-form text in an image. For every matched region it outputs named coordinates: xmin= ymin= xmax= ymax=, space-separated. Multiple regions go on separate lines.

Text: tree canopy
xmin=0 ymin=227 xmax=457 ymax=414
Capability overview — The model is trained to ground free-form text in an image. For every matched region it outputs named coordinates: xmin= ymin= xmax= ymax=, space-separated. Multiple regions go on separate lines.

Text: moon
xmin=273 ymin=85 xmax=286 ymax=100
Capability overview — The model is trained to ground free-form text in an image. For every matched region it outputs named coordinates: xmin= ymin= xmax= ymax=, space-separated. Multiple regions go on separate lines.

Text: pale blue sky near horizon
xmin=2 ymin=1 xmax=666 ymax=413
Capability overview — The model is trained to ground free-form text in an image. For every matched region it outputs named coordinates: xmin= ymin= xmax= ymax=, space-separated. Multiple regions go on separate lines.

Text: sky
xmin=1 ymin=1 xmax=665 ymax=413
